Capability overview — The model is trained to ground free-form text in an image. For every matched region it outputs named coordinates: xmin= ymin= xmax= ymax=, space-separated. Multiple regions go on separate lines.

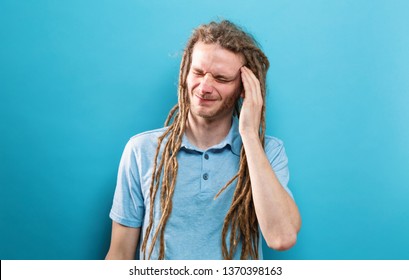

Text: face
xmin=186 ymin=42 xmax=244 ymax=121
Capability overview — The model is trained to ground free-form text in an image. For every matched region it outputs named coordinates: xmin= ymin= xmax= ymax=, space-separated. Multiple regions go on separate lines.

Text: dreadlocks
xmin=141 ymin=20 xmax=270 ymax=260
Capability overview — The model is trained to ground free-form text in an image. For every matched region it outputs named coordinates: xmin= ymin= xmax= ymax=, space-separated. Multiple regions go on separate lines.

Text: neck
xmin=185 ymin=113 xmax=233 ymax=150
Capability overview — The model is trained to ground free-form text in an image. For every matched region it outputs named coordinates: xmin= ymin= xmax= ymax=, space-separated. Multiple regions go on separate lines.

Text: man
xmin=105 ymin=20 xmax=301 ymax=260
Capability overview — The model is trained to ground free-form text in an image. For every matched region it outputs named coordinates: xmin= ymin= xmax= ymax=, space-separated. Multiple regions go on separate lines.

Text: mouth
xmin=195 ymin=94 xmax=217 ymax=102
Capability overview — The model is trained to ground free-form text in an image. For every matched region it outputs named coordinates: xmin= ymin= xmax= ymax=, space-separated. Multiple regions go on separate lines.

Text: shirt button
xmin=203 ymin=173 xmax=209 ymax=180
xmin=204 ymin=153 xmax=209 ymax=160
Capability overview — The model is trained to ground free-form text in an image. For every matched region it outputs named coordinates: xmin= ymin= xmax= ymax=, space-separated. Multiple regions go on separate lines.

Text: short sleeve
xmin=109 ymin=139 xmax=145 ymax=227
xmin=264 ymin=137 xmax=293 ymax=199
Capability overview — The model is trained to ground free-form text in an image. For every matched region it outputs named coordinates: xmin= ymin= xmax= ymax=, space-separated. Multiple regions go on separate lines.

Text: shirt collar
xmin=181 ymin=117 xmax=242 ymax=156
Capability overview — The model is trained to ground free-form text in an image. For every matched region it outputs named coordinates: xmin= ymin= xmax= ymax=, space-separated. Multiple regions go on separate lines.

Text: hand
xmin=239 ymin=66 xmax=263 ymax=139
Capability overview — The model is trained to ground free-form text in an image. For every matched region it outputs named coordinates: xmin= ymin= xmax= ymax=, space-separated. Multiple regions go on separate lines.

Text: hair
xmin=141 ymin=20 xmax=270 ymax=259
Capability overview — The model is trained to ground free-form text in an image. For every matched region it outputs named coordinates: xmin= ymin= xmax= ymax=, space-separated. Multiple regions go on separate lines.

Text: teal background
xmin=1 ymin=0 xmax=408 ymax=260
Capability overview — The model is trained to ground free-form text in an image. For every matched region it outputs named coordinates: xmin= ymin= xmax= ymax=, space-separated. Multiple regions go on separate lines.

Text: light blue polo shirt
xmin=109 ymin=118 xmax=292 ymax=259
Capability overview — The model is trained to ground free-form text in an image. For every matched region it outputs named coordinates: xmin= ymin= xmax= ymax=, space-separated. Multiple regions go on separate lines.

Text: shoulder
xmin=264 ymin=135 xmax=287 ymax=162
xmin=129 ymin=126 xmax=168 ymax=144
xmin=264 ymin=135 xmax=284 ymax=150
xmin=124 ymin=126 xmax=169 ymax=155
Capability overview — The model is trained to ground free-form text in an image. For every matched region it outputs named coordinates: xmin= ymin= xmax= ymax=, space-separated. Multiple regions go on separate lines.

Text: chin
xmin=195 ymin=111 xmax=216 ymax=119
xmin=189 ymin=108 xmax=214 ymax=119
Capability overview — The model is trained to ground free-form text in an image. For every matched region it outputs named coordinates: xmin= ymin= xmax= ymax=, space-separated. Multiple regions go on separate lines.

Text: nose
xmin=199 ymin=73 xmax=214 ymax=94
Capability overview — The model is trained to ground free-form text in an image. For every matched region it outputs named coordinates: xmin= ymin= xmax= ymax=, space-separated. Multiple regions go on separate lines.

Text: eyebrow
xmin=191 ymin=67 xmax=240 ymax=81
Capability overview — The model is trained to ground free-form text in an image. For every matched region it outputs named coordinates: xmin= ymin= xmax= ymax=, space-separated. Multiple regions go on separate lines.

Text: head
xmin=142 ymin=20 xmax=270 ymax=260
xmin=186 ymin=42 xmax=244 ymax=121
xmin=179 ymin=20 xmax=270 ymax=122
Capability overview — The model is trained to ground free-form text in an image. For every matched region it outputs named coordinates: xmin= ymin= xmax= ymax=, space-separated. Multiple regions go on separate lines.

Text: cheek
xmin=186 ymin=74 xmax=199 ymax=92
xmin=222 ymin=89 xmax=240 ymax=109
xmin=186 ymin=75 xmax=192 ymax=90
xmin=220 ymin=83 xmax=242 ymax=99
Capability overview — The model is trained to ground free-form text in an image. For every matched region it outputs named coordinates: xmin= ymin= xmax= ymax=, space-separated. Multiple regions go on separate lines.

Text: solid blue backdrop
xmin=1 ymin=0 xmax=408 ymax=259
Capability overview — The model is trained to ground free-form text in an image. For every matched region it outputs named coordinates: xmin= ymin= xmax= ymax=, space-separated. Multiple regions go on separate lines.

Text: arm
xmin=105 ymin=221 xmax=140 ymax=260
xmin=239 ymin=67 xmax=301 ymax=251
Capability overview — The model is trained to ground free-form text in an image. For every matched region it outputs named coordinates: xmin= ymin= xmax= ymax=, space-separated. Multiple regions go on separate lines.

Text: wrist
xmin=241 ymin=132 xmax=261 ymax=145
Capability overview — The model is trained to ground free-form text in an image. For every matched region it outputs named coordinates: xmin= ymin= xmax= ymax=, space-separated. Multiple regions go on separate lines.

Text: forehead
xmin=190 ymin=42 xmax=244 ymax=74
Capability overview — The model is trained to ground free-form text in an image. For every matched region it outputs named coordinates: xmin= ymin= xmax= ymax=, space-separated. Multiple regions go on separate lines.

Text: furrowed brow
xmin=191 ymin=67 xmax=240 ymax=81
xmin=191 ymin=67 xmax=204 ymax=73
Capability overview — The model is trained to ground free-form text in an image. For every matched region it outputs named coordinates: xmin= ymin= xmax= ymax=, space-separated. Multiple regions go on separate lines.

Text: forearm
xmin=105 ymin=222 xmax=140 ymax=260
xmin=242 ymin=134 xmax=301 ymax=250
xmin=105 ymin=249 xmax=136 ymax=260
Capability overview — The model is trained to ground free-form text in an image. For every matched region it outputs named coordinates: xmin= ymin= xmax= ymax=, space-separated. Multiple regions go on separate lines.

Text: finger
xmin=242 ymin=67 xmax=262 ymax=105
xmin=246 ymin=67 xmax=262 ymax=106
xmin=240 ymin=67 xmax=251 ymax=99
xmin=241 ymin=67 xmax=256 ymax=106
xmin=243 ymin=67 xmax=260 ymax=101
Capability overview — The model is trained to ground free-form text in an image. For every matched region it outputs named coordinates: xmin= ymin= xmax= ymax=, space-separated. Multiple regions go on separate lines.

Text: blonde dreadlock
xmin=141 ymin=20 xmax=270 ymax=260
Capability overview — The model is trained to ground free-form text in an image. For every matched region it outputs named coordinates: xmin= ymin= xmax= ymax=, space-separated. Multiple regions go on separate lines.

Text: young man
xmin=105 ymin=20 xmax=301 ymax=260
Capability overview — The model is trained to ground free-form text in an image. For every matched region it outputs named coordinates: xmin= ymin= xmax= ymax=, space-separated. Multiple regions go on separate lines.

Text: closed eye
xmin=191 ymin=68 xmax=205 ymax=76
xmin=214 ymin=75 xmax=235 ymax=83
xmin=191 ymin=68 xmax=235 ymax=83
xmin=215 ymin=78 xmax=230 ymax=83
